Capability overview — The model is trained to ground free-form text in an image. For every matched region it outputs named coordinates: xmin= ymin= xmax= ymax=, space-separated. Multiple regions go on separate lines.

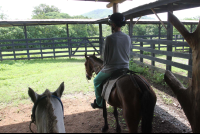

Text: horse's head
xmin=28 ymin=82 xmax=65 ymax=133
xmin=84 ymin=53 xmax=95 ymax=80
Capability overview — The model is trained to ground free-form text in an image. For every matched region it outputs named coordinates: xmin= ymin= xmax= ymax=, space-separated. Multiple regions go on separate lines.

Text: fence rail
xmin=130 ymin=38 xmax=192 ymax=80
xmin=0 ymin=37 xmax=101 ymax=61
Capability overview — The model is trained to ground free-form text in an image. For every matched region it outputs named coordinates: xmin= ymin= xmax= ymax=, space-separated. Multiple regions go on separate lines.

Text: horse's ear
xmin=28 ymin=87 xmax=39 ymax=103
xmin=53 ymin=82 xmax=64 ymax=98
xmin=93 ymin=52 xmax=95 ymax=56
xmin=85 ymin=53 xmax=88 ymax=60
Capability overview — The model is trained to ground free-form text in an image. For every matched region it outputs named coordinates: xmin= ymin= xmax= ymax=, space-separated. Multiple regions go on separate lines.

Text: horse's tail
xmin=138 ymin=77 xmax=156 ymax=133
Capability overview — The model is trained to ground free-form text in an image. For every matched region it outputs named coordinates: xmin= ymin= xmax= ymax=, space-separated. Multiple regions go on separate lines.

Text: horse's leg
xmin=113 ymin=107 xmax=121 ymax=133
xmin=122 ymin=99 xmax=142 ymax=133
xmin=101 ymin=99 xmax=109 ymax=132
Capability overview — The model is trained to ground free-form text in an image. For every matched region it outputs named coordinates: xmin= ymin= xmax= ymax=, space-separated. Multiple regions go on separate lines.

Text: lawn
xmin=0 ymin=57 xmax=94 ymax=108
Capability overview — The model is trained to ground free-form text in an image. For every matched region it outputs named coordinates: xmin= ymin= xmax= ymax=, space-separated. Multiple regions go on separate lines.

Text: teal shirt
xmin=101 ymin=31 xmax=131 ymax=73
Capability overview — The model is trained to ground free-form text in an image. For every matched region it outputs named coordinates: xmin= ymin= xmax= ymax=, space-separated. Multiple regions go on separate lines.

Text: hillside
xmin=82 ymin=9 xmax=155 ymax=20
xmin=82 ymin=9 xmax=112 ymax=19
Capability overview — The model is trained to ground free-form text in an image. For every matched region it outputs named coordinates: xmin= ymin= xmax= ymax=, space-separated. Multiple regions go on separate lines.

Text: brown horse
xmin=84 ymin=53 xmax=157 ymax=133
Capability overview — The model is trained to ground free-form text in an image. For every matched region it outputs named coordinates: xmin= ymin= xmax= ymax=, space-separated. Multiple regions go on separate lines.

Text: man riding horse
xmin=91 ymin=12 xmax=131 ymax=109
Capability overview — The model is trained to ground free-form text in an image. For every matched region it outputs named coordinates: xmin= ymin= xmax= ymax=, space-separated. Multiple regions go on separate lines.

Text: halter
xmin=29 ymin=95 xmax=64 ymax=133
xmin=86 ymin=57 xmax=103 ymax=79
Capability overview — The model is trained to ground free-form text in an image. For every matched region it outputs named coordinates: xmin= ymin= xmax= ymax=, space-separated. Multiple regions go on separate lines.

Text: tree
xmin=0 ymin=6 xmax=7 ymax=20
xmin=32 ymin=4 xmax=60 ymax=17
xmin=164 ymin=12 xmax=200 ymax=133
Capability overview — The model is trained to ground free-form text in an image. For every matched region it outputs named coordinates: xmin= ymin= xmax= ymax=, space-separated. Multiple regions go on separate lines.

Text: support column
xmin=24 ymin=25 xmax=30 ymax=60
xmin=158 ymin=24 xmax=161 ymax=50
xmin=166 ymin=3 xmax=173 ymax=71
xmin=66 ymin=24 xmax=71 ymax=58
xmin=99 ymin=23 xmax=103 ymax=59
xmin=113 ymin=3 xmax=118 ymax=13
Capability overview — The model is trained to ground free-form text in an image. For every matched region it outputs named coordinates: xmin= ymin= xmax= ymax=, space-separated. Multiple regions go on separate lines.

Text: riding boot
xmin=91 ymin=99 xmax=103 ymax=109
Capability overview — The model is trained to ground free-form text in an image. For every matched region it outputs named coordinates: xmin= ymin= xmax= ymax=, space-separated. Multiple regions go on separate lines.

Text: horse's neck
xmin=91 ymin=57 xmax=103 ymax=74
xmin=36 ymin=98 xmax=65 ymax=133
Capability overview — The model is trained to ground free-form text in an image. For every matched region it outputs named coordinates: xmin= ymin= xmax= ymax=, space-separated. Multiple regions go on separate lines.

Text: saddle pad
xmin=101 ymin=75 xmax=126 ymax=103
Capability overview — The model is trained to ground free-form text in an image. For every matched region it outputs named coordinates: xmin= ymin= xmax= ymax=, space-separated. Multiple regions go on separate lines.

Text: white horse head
xmin=28 ymin=82 xmax=66 ymax=133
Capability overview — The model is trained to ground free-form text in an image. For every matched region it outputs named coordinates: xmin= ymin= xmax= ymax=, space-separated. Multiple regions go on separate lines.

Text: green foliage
xmin=32 ymin=4 xmax=60 ymax=16
xmin=129 ymin=60 xmax=166 ymax=86
xmin=0 ymin=6 xmax=7 ymax=20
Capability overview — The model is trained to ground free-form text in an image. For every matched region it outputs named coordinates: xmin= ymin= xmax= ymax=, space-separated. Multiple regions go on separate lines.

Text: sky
xmin=0 ymin=0 xmax=200 ymax=20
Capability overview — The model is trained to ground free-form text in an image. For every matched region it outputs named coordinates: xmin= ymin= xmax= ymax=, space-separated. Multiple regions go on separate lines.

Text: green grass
xmin=0 ymin=57 xmax=94 ymax=107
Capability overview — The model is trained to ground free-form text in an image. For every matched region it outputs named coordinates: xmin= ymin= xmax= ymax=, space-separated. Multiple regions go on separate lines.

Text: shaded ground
xmin=0 ymin=79 xmax=192 ymax=133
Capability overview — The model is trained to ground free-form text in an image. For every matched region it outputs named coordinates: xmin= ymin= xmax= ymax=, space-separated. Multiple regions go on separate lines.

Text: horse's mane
xmin=89 ymin=55 xmax=103 ymax=64
xmin=44 ymin=89 xmax=58 ymax=133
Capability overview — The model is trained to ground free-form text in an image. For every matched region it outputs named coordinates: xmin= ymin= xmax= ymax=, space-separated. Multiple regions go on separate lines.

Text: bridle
xmin=29 ymin=95 xmax=64 ymax=133
xmin=85 ymin=57 xmax=103 ymax=80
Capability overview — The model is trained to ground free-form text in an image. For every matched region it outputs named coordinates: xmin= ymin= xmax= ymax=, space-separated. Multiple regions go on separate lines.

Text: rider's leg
xmin=93 ymin=71 xmax=112 ymax=107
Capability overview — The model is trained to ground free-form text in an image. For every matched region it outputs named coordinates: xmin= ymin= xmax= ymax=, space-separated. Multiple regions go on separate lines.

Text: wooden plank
xmin=131 ymin=52 xmax=192 ymax=71
xmin=12 ymin=41 xmax=16 ymax=60
xmin=131 ymin=38 xmax=189 ymax=47
xmin=86 ymin=39 xmax=100 ymax=54
xmin=132 ymin=46 xmax=192 ymax=59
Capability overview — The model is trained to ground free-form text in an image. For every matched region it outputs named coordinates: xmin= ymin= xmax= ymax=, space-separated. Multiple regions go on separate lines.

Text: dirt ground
xmin=0 ymin=79 xmax=192 ymax=133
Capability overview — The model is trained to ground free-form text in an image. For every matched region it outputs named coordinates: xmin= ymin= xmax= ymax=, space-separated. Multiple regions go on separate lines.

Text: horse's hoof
xmin=101 ymin=125 xmax=109 ymax=132
xmin=116 ymin=126 xmax=121 ymax=133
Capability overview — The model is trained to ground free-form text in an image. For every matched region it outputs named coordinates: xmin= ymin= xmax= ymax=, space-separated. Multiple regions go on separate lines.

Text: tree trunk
xmin=164 ymin=12 xmax=200 ymax=133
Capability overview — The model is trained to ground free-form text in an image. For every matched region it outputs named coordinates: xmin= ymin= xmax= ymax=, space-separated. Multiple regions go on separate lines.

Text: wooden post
xmin=166 ymin=3 xmax=173 ymax=71
xmin=66 ymin=24 xmax=71 ymax=59
xmin=129 ymin=15 xmax=133 ymax=38
xmin=140 ymin=42 xmax=143 ymax=63
xmin=113 ymin=3 xmax=118 ymax=13
xmin=12 ymin=41 xmax=16 ymax=61
xmin=52 ymin=39 xmax=55 ymax=59
xmin=129 ymin=15 xmax=133 ymax=59
xmin=158 ymin=24 xmax=161 ymax=50
xmin=40 ymin=40 xmax=43 ymax=59
xmin=0 ymin=44 xmax=2 ymax=61
xmin=24 ymin=25 xmax=30 ymax=60
xmin=99 ymin=23 xmax=103 ymax=59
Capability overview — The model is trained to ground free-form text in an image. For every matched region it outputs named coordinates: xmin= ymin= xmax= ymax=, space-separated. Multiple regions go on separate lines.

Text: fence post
xmin=12 ymin=41 xmax=16 ymax=61
xmin=151 ymin=44 xmax=155 ymax=66
xmin=52 ymin=39 xmax=55 ymax=59
xmin=66 ymin=24 xmax=71 ymax=59
xmin=0 ymin=44 xmax=2 ymax=61
xmin=40 ymin=40 xmax=43 ymax=59
xmin=85 ymin=37 xmax=87 ymax=55
xmin=140 ymin=42 xmax=143 ymax=63
xmin=166 ymin=3 xmax=173 ymax=71
xmin=23 ymin=25 xmax=30 ymax=60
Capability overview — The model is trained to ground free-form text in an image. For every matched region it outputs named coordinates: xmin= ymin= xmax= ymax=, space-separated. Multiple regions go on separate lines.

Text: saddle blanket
xmin=101 ymin=75 xmax=126 ymax=104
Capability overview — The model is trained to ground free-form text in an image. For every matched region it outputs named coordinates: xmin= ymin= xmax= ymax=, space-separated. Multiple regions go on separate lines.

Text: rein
xmin=29 ymin=95 xmax=64 ymax=133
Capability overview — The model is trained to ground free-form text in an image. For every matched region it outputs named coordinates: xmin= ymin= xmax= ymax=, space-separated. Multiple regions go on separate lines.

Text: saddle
xmin=101 ymin=68 xmax=142 ymax=104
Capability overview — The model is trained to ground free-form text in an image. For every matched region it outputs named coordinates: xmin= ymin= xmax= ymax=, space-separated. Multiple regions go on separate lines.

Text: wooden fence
xmin=130 ymin=38 xmax=192 ymax=80
xmin=0 ymin=37 xmax=101 ymax=61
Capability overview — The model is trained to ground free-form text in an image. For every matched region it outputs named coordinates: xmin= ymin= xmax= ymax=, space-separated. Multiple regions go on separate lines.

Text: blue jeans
xmin=93 ymin=71 xmax=112 ymax=107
